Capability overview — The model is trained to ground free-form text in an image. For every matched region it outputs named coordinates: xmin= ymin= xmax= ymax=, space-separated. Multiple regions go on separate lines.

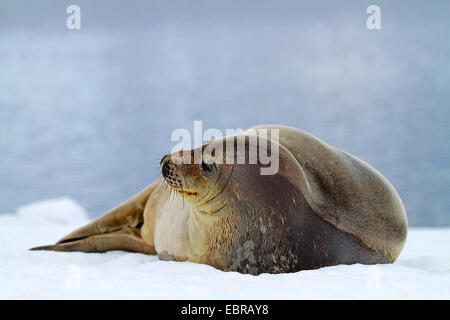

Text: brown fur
xmin=32 ymin=125 xmax=407 ymax=275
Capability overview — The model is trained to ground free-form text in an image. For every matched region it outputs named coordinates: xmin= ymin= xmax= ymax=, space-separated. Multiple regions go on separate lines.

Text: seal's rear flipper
xmin=30 ymin=180 xmax=162 ymax=255
xmin=30 ymin=228 xmax=155 ymax=254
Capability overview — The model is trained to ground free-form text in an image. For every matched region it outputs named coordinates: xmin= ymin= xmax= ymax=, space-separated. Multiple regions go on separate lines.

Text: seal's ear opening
xmin=200 ymin=160 xmax=217 ymax=178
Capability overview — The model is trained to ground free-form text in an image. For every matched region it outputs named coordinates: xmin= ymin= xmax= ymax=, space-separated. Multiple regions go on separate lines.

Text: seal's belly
xmin=153 ymin=197 xmax=192 ymax=260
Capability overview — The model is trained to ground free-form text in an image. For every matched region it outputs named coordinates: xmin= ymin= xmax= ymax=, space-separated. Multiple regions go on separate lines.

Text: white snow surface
xmin=0 ymin=198 xmax=449 ymax=299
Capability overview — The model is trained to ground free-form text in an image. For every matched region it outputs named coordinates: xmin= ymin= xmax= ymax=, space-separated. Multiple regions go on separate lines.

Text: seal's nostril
xmin=160 ymin=154 xmax=172 ymax=167
xmin=162 ymin=160 xmax=170 ymax=172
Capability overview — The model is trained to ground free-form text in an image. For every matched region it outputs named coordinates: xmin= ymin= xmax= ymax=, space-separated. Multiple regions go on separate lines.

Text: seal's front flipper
xmin=30 ymin=180 xmax=162 ymax=255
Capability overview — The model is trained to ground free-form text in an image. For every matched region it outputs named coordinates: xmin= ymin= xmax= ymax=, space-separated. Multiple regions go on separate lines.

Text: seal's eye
xmin=200 ymin=160 xmax=217 ymax=178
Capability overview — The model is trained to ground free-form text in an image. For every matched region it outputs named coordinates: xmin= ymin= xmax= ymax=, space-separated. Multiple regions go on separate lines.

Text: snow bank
xmin=0 ymin=198 xmax=449 ymax=299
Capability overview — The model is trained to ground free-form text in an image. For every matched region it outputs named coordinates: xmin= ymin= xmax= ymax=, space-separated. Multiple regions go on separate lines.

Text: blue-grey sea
xmin=0 ymin=1 xmax=449 ymax=226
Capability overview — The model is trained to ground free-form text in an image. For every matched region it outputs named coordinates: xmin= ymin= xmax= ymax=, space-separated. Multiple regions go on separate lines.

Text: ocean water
xmin=0 ymin=1 xmax=449 ymax=226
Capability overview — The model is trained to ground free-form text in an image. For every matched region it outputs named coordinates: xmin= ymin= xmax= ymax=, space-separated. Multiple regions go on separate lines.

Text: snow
xmin=1 ymin=198 xmax=449 ymax=299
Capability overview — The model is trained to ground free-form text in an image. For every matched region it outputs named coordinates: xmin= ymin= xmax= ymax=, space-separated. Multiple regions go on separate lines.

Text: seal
xmin=31 ymin=125 xmax=408 ymax=274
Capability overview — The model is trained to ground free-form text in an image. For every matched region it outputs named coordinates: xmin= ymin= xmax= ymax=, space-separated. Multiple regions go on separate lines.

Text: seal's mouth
xmin=179 ymin=189 xmax=198 ymax=197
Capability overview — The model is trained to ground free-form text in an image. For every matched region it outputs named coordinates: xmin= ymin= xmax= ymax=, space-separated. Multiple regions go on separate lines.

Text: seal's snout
xmin=161 ymin=155 xmax=184 ymax=190
xmin=160 ymin=154 xmax=200 ymax=197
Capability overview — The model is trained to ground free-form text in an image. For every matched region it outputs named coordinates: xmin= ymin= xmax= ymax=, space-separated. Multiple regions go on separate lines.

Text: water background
xmin=0 ymin=1 xmax=449 ymax=226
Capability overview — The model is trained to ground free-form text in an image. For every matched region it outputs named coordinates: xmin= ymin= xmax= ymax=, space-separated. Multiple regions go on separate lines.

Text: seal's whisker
xmin=181 ymin=186 xmax=185 ymax=209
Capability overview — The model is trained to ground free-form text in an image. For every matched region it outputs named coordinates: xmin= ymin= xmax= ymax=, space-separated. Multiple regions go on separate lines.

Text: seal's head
xmin=160 ymin=139 xmax=235 ymax=214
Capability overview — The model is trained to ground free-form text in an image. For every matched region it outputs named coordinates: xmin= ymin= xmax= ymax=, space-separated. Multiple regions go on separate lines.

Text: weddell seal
xmin=32 ymin=125 xmax=408 ymax=275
